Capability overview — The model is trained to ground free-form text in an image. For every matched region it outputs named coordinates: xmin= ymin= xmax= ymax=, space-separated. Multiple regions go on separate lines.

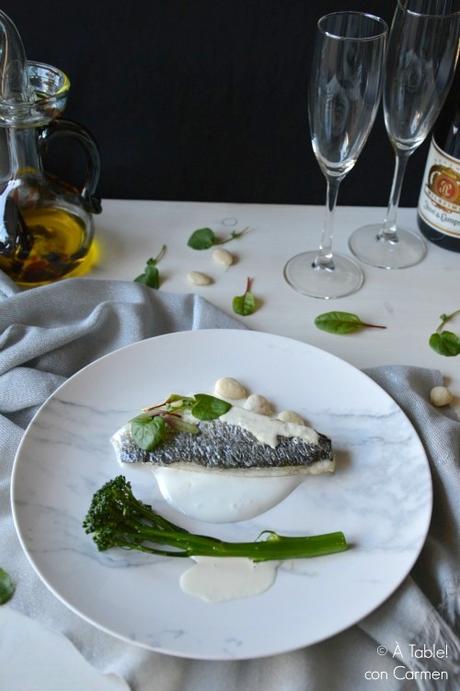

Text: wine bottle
xmin=417 ymin=68 xmax=460 ymax=252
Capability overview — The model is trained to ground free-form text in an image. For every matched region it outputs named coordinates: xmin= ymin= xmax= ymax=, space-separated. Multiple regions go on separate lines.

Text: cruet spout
xmin=0 ymin=9 xmax=30 ymax=103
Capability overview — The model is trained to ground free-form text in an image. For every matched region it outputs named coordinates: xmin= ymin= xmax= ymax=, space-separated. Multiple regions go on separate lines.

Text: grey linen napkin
xmin=1 ymin=274 xmax=459 ymax=691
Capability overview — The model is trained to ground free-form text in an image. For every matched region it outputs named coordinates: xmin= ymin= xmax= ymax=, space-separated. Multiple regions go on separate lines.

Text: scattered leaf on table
xmin=429 ymin=331 xmax=460 ymax=357
xmin=187 ymin=227 xmax=247 ymax=250
xmin=314 ymin=311 xmax=386 ymax=335
xmin=0 ymin=568 xmax=15 ymax=605
xmin=429 ymin=310 xmax=460 ymax=357
xmin=232 ymin=277 xmax=258 ymax=316
xmin=134 ymin=245 xmax=166 ymax=288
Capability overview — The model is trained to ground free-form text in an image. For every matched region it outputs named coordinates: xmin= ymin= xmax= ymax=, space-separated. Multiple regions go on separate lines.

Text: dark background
xmin=3 ymin=0 xmax=431 ymax=205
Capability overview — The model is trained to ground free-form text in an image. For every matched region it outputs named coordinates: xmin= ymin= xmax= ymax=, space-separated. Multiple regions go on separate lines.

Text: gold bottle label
xmin=418 ymin=138 xmax=460 ymax=237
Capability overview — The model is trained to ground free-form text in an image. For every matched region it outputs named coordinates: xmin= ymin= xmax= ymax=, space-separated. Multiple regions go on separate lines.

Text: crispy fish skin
xmin=112 ymin=419 xmax=334 ymax=474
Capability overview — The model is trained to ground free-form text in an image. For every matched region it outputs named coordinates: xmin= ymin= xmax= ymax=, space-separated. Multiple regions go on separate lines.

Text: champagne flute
xmin=284 ymin=12 xmax=387 ymax=299
xmin=348 ymin=0 xmax=460 ymax=270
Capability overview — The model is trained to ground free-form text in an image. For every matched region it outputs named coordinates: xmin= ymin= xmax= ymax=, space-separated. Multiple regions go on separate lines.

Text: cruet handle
xmin=38 ymin=119 xmax=102 ymax=214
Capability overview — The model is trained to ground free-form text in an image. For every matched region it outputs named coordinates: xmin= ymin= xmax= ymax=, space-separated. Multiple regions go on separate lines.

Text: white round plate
xmin=11 ymin=330 xmax=432 ymax=660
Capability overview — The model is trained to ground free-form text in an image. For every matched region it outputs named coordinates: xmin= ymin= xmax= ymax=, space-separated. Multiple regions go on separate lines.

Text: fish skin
xmin=113 ymin=419 xmax=333 ymax=472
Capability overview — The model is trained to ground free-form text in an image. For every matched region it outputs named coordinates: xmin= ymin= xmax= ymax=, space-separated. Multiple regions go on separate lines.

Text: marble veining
xmin=11 ymin=329 xmax=432 ymax=660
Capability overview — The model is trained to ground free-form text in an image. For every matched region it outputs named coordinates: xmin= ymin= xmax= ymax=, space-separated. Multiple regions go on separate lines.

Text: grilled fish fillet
xmin=111 ymin=409 xmax=334 ymax=476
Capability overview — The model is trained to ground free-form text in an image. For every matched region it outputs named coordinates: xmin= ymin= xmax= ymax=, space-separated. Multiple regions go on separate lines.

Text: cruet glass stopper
xmin=0 ymin=9 xmax=31 ymax=104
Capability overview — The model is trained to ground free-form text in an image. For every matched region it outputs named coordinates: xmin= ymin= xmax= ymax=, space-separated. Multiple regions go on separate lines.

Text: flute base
xmin=348 ymin=224 xmax=427 ymax=270
xmin=283 ymin=251 xmax=364 ymax=299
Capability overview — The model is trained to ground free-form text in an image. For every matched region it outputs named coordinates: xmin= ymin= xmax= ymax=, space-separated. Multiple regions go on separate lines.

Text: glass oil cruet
xmin=0 ymin=10 xmax=101 ymax=286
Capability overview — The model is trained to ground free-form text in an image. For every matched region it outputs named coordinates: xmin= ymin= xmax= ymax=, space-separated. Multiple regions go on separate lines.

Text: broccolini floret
xmin=83 ymin=476 xmax=348 ymax=561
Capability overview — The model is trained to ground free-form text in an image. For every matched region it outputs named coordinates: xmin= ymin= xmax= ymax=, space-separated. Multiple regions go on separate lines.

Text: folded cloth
xmin=1 ymin=273 xmax=459 ymax=691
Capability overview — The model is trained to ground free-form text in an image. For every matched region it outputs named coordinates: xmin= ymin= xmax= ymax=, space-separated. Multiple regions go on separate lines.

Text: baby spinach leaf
xmin=134 ymin=245 xmax=166 ymax=288
xmin=188 ymin=227 xmax=247 ymax=250
xmin=191 ymin=394 xmax=232 ymax=420
xmin=429 ymin=310 xmax=460 ymax=357
xmin=429 ymin=331 xmax=460 ymax=357
xmin=232 ymin=277 xmax=258 ymax=316
xmin=314 ymin=311 xmax=386 ymax=335
xmin=130 ymin=414 xmax=169 ymax=451
xmin=135 ymin=259 xmax=160 ymax=289
xmin=0 ymin=568 xmax=15 ymax=605
xmin=187 ymin=228 xmax=216 ymax=250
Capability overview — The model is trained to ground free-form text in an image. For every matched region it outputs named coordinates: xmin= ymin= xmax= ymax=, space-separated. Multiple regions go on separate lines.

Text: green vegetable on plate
xmin=83 ymin=476 xmax=348 ymax=562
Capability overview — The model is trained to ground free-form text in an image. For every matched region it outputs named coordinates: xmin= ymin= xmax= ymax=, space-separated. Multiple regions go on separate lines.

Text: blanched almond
xmin=187 ymin=271 xmax=213 ymax=286
xmin=212 ymin=248 xmax=234 ymax=268
xmin=214 ymin=377 xmax=248 ymax=400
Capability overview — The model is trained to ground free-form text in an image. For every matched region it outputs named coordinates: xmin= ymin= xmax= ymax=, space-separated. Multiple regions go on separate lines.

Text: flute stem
xmin=378 ymin=149 xmax=410 ymax=243
xmin=314 ymin=176 xmax=342 ymax=270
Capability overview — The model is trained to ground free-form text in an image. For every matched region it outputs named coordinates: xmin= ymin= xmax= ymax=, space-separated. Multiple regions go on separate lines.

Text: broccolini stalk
xmin=83 ymin=476 xmax=348 ymax=562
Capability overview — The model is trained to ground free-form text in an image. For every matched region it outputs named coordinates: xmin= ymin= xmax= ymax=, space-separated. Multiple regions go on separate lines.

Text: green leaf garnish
xmin=165 ymin=416 xmax=199 ymax=434
xmin=429 ymin=310 xmax=460 ymax=357
xmin=131 ymin=394 xmax=232 ymax=450
xmin=134 ymin=245 xmax=166 ymax=288
xmin=0 ymin=568 xmax=15 ymax=605
xmin=191 ymin=394 xmax=232 ymax=420
xmin=130 ymin=414 xmax=170 ymax=451
xmin=162 ymin=394 xmax=194 ymax=412
xmin=187 ymin=227 xmax=247 ymax=250
xmin=232 ymin=277 xmax=258 ymax=316
xmin=314 ymin=311 xmax=386 ymax=335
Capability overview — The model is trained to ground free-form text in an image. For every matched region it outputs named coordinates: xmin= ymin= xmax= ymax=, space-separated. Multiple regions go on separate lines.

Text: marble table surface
xmin=91 ymin=200 xmax=460 ymax=411
xmin=2 ymin=200 xmax=459 ymax=688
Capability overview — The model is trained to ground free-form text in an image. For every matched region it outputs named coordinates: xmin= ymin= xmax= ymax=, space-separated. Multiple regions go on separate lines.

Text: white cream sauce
xmin=152 ymin=466 xmax=302 ymax=522
xmin=179 ymin=557 xmax=279 ymax=602
xmin=277 ymin=410 xmax=306 ymax=426
xmin=221 ymin=406 xmax=318 ymax=449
